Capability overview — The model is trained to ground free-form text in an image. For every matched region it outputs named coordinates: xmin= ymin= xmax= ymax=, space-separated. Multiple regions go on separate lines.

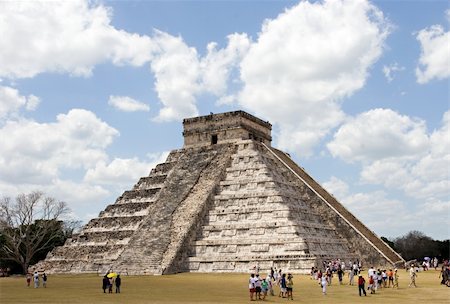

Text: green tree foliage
xmin=0 ymin=191 xmax=75 ymax=274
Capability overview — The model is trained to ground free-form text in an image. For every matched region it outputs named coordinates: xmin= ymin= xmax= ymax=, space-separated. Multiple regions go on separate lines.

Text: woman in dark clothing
xmin=115 ymin=275 xmax=121 ymax=293
xmin=102 ymin=275 xmax=109 ymax=293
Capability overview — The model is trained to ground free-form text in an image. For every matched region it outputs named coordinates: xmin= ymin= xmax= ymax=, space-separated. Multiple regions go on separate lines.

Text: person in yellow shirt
xmin=286 ymin=273 xmax=294 ymax=300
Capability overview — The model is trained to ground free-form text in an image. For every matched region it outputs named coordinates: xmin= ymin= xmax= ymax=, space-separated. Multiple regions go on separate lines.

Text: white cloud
xmin=238 ymin=0 xmax=390 ymax=156
xmin=0 ymin=0 xmax=155 ymax=79
xmin=0 ymin=85 xmax=40 ymax=118
xmin=415 ymin=14 xmax=450 ymax=84
xmin=150 ymin=31 xmax=201 ymax=122
xmin=151 ymin=31 xmax=250 ymax=122
xmin=322 ymin=177 xmax=413 ymax=237
xmin=0 ymin=109 xmax=119 ymax=184
xmin=84 ymin=152 xmax=169 ymax=188
xmin=327 ymin=108 xmax=429 ymax=162
xmin=200 ymin=33 xmax=251 ymax=96
xmin=329 ymin=110 xmax=449 ymax=204
xmin=382 ymin=62 xmax=405 ymax=82
xmin=108 ymin=95 xmax=150 ymax=112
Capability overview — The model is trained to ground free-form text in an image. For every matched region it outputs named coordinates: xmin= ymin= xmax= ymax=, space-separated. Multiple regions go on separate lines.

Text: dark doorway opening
xmin=211 ymin=134 xmax=218 ymax=145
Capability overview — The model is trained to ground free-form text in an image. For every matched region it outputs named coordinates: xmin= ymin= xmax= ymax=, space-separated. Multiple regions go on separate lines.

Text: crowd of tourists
xmin=248 ymin=266 xmax=294 ymax=301
xmin=248 ymin=257 xmax=449 ymax=300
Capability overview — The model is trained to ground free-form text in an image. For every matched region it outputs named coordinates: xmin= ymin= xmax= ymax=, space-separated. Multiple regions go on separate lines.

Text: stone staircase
xmin=112 ymin=144 xmax=235 ymax=274
xmin=187 ymin=140 xmax=358 ymax=274
xmin=34 ymin=149 xmax=183 ymax=273
xmin=265 ymin=145 xmax=404 ymax=266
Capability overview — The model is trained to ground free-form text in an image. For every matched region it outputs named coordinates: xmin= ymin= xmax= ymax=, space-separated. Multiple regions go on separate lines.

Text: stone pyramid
xmin=36 ymin=111 xmax=404 ymax=275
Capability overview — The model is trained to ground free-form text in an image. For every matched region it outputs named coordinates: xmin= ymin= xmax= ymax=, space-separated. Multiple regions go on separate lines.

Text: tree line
xmin=382 ymin=231 xmax=449 ymax=262
xmin=1 ymin=191 xmax=449 ymax=274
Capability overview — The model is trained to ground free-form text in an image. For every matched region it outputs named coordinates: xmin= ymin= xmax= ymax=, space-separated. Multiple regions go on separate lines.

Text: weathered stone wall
xmin=183 ymin=111 xmax=272 ymax=148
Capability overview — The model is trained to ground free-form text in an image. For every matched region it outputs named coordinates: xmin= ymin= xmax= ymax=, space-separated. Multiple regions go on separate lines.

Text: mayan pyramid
xmin=36 ymin=110 xmax=404 ymax=275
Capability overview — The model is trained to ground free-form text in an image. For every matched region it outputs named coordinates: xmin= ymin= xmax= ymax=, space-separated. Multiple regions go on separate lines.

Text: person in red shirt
xmin=358 ymin=275 xmax=367 ymax=296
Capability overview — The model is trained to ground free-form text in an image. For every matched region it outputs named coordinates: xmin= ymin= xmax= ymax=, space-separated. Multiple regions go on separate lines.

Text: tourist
xmin=261 ymin=277 xmax=268 ymax=300
xmin=108 ymin=276 xmax=114 ymax=293
xmin=115 ymin=275 xmax=121 ymax=293
xmin=248 ymin=273 xmax=256 ymax=301
xmin=321 ymin=273 xmax=327 ymax=295
xmin=368 ymin=275 xmax=375 ymax=294
xmin=368 ymin=266 xmax=375 ymax=279
xmin=376 ymin=269 xmax=383 ymax=290
xmin=33 ymin=271 xmax=39 ymax=288
xmin=348 ymin=266 xmax=355 ymax=285
xmin=387 ymin=269 xmax=394 ymax=287
xmin=317 ymin=269 xmax=323 ymax=286
xmin=102 ymin=275 xmax=109 ymax=293
xmin=42 ymin=273 xmax=47 ymax=288
xmin=393 ymin=269 xmax=399 ymax=288
xmin=439 ymin=265 xmax=448 ymax=286
xmin=433 ymin=257 xmax=439 ymax=270
xmin=267 ymin=274 xmax=274 ymax=296
xmin=358 ymin=275 xmax=367 ymax=296
xmin=326 ymin=267 xmax=332 ymax=285
xmin=286 ymin=273 xmax=294 ymax=300
xmin=254 ymin=274 xmax=262 ymax=300
xmin=26 ymin=273 xmax=31 ymax=287
xmin=409 ymin=264 xmax=417 ymax=287
xmin=279 ymin=273 xmax=287 ymax=298
xmin=337 ymin=266 xmax=344 ymax=285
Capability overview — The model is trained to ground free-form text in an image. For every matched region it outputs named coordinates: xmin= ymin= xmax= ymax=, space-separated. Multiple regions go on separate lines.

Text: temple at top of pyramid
xmin=183 ymin=110 xmax=272 ymax=147
xmin=35 ymin=110 xmax=404 ymax=275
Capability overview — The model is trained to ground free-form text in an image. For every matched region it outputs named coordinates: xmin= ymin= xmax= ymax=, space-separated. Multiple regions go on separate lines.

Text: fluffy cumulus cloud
xmin=84 ymin=152 xmax=169 ymax=189
xmin=328 ymin=109 xmax=450 ymax=208
xmin=0 ymin=0 xmax=155 ymax=79
xmin=108 ymin=95 xmax=150 ymax=112
xmin=0 ymin=109 xmax=119 ymax=185
xmin=327 ymin=108 xmax=429 ymax=162
xmin=0 ymin=85 xmax=40 ymax=118
xmin=238 ymin=0 xmax=389 ymax=156
xmin=415 ymin=11 xmax=450 ymax=84
xmin=151 ymin=32 xmax=250 ymax=122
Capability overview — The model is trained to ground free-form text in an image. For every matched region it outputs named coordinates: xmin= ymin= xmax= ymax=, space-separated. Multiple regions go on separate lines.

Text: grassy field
xmin=0 ymin=270 xmax=448 ymax=304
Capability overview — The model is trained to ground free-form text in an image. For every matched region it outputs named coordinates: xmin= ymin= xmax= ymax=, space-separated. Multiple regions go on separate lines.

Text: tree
xmin=0 ymin=191 xmax=69 ymax=274
xmin=393 ymin=230 xmax=439 ymax=261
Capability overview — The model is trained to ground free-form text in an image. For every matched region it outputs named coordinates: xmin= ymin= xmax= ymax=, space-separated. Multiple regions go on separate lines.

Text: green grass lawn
xmin=0 ymin=270 xmax=448 ymax=303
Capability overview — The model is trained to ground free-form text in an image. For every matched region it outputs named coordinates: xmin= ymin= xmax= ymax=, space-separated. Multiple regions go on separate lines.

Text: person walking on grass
xmin=409 ymin=264 xmax=417 ymax=288
xmin=26 ymin=273 xmax=31 ymax=287
xmin=42 ymin=273 xmax=47 ymax=288
xmin=393 ymin=269 xmax=399 ymax=288
xmin=254 ymin=274 xmax=262 ymax=300
xmin=115 ymin=275 xmax=121 ymax=293
xmin=108 ymin=277 xmax=114 ymax=293
xmin=261 ymin=277 xmax=268 ymax=300
xmin=358 ymin=275 xmax=367 ymax=296
xmin=279 ymin=273 xmax=287 ymax=298
xmin=286 ymin=273 xmax=294 ymax=300
xmin=33 ymin=271 xmax=39 ymax=288
xmin=249 ymin=273 xmax=256 ymax=301
xmin=102 ymin=275 xmax=109 ymax=293
xmin=321 ymin=274 xmax=327 ymax=295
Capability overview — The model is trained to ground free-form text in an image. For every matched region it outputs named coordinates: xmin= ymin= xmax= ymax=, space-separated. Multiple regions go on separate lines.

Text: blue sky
xmin=0 ymin=0 xmax=448 ymax=240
